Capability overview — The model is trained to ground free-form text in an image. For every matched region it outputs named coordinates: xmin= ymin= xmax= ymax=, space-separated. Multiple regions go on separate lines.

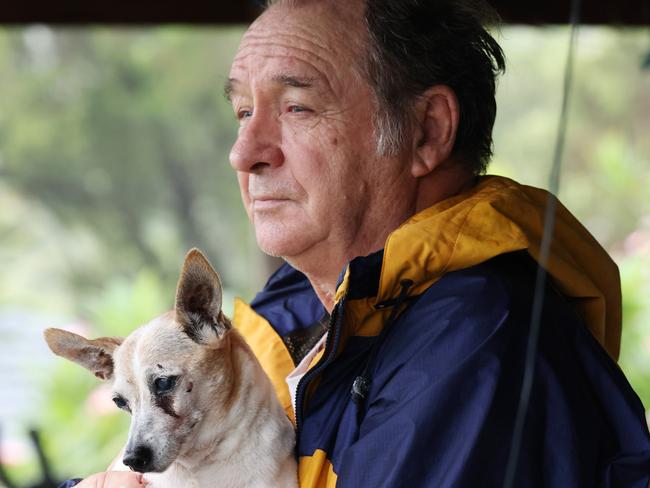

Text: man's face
xmin=228 ymin=0 xmax=413 ymax=265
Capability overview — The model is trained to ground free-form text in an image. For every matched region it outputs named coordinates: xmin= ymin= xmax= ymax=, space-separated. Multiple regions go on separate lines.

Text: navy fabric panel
xmin=573 ymin=310 xmax=650 ymax=484
xmin=250 ymin=262 xmax=326 ymax=337
xmin=57 ymin=479 xmax=82 ymax=487
xmin=298 ymin=255 xmax=650 ymax=487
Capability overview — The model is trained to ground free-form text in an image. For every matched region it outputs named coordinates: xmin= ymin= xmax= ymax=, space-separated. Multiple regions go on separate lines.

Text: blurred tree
xmin=0 ymin=27 xmax=266 ymax=308
xmin=492 ymin=27 xmax=650 ymax=245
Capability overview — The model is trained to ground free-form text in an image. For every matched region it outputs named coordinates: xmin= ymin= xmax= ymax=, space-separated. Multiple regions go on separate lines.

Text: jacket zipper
xmin=294 ymin=296 xmax=346 ymax=437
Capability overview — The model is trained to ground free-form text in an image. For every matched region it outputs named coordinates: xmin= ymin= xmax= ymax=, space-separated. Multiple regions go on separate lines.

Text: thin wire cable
xmin=502 ymin=1 xmax=581 ymax=486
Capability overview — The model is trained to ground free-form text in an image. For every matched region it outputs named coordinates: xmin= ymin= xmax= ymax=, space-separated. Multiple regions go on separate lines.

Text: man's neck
xmin=414 ymin=161 xmax=477 ymax=214
xmin=285 ymin=238 xmax=379 ymax=313
xmin=309 ymin=276 xmax=338 ymax=313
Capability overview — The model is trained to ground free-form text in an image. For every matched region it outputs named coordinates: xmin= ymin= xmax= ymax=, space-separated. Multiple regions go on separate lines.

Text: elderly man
xmin=62 ymin=0 xmax=650 ymax=487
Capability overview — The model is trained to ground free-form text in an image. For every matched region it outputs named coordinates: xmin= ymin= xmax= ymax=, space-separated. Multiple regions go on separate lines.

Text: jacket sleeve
xmin=334 ymin=270 xmax=650 ymax=488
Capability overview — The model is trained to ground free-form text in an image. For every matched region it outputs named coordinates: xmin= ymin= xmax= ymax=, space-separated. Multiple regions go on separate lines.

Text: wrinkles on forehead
xmin=229 ymin=50 xmax=336 ymax=98
xmin=228 ymin=3 xmax=365 ymax=99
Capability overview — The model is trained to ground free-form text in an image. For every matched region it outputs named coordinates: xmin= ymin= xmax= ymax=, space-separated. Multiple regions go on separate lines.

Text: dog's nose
xmin=123 ymin=446 xmax=153 ymax=472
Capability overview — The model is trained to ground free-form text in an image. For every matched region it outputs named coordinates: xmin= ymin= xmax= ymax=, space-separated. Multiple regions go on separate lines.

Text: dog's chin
xmin=144 ymin=451 xmax=181 ymax=474
xmin=140 ymin=457 xmax=177 ymax=474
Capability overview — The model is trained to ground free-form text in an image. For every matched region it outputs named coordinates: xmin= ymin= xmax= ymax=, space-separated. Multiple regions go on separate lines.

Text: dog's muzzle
xmin=123 ymin=445 xmax=154 ymax=473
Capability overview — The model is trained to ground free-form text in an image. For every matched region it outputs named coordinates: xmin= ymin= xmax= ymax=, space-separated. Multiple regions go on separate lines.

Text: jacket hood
xmin=338 ymin=175 xmax=622 ymax=360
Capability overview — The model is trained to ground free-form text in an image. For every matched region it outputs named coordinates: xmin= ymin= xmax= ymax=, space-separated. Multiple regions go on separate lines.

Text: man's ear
xmin=175 ymin=248 xmax=230 ymax=346
xmin=43 ymin=328 xmax=123 ymax=380
xmin=411 ymin=85 xmax=460 ymax=178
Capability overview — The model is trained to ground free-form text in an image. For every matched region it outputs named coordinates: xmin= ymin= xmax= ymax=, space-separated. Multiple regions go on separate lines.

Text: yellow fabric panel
xmin=298 ymin=449 xmax=338 ymax=488
xmin=380 ymin=176 xmax=621 ymax=359
xmin=345 ymin=298 xmax=392 ymax=337
xmin=334 ymin=267 xmax=350 ymax=304
xmin=232 ymin=297 xmax=296 ymax=421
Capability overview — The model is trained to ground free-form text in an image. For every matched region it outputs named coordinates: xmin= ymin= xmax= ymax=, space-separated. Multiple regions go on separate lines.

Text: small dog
xmin=44 ymin=249 xmax=297 ymax=488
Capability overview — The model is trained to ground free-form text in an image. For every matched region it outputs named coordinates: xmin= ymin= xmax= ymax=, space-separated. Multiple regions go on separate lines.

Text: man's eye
xmin=154 ymin=376 xmax=177 ymax=394
xmin=288 ymin=105 xmax=309 ymax=114
xmin=112 ymin=396 xmax=128 ymax=409
xmin=237 ymin=109 xmax=252 ymax=120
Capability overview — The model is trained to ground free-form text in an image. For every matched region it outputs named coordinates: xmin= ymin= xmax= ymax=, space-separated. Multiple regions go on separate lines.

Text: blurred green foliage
xmin=2 ymin=270 xmax=170 ymax=485
xmin=0 ymin=27 xmax=268 ymax=304
xmin=0 ymin=25 xmax=648 ymax=486
xmin=619 ymin=255 xmax=650 ymax=405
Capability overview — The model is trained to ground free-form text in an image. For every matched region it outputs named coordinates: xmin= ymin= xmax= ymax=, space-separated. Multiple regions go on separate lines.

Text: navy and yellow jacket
xmin=234 ymin=176 xmax=650 ymax=487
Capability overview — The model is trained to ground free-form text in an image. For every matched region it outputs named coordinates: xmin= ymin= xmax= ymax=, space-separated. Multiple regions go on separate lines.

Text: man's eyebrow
xmin=271 ymin=74 xmax=317 ymax=89
xmin=224 ymin=74 xmax=320 ymax=102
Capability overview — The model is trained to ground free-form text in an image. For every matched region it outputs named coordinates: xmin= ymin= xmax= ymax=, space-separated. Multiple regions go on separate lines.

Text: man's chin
xmin=255 ymin=232 xmax=312 ymax=261
xmin=257 ymin=239 xmax=299 ymax=259
xmin=252 ymin=213 xmax=327 ymax=262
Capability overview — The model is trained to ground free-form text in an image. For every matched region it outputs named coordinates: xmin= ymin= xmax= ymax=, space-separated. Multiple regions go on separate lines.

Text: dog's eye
xmin=112 ymin=396 xmax=128 ymax=409
xmin=154 ymin=376 xmax=176 ymax=394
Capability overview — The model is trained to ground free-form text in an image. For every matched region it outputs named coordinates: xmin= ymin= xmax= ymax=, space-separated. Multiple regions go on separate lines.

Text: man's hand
xmin=76 ymin=471 xmax=147 ymax=488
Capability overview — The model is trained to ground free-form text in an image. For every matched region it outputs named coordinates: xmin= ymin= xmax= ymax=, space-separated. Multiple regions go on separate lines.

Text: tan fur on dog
xmin=45 ymin=249 xmax=297 ymax=488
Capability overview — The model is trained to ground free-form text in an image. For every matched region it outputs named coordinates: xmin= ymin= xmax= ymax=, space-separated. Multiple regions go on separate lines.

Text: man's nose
xmin=229 ymin=114 xmax=284 ymax=173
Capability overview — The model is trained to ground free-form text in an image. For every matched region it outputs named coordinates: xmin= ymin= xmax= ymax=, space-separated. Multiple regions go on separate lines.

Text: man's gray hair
xmin=265 ymin=0 xmax=505 ymax=174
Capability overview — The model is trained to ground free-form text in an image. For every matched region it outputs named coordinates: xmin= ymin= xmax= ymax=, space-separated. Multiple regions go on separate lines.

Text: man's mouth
xmin=252 ymin=197 xmax=290 ymax=210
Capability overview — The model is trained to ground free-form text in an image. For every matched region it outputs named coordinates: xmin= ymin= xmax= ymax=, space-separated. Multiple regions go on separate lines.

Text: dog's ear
xmin=175 ymin=248 xmax=230 ymax=346
xmin=43 ymin=328 xmax=123 ymax=380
